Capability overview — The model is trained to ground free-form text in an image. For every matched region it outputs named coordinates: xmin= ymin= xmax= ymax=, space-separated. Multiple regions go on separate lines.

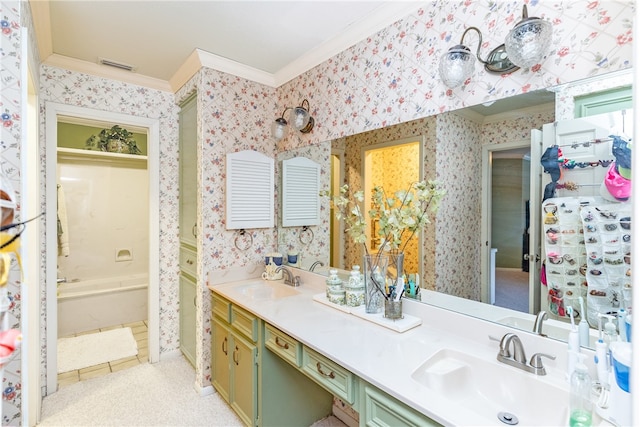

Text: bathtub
xmin=58 ymin=273 xmax=148 ymax=337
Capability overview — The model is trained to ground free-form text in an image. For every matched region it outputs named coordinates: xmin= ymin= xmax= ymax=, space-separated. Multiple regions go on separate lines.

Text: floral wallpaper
xmin=1 ymin=0 xmax=35 ymax=423
xmin=276 ymin=0 xmax=634 ymax=148
xmin=1 ymin=0 xmax=634 ymax=424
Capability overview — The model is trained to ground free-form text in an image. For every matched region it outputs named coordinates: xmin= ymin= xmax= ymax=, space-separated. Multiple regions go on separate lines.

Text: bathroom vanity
xmin=209 ymin=270 xmax=610 ymax=426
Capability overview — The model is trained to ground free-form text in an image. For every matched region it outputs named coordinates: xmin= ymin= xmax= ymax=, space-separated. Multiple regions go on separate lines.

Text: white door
xmin=527 ymin=129 xmax=543 ymax=314
xmin=538 ymin=110 xmax=633 ymax=317
xmin=540 ymin=112 xmax=631 ymax=198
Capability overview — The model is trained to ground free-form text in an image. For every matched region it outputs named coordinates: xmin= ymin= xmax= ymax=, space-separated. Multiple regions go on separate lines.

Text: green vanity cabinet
xmin=359 ymin=380 xmax=442 ymax=427
xmin=211 ymin=295 xmax=259 ymax=426
xmin=212 ymin=293 xmax=333 ymax=426
xmin=260 ymin=323 xmax=334 ymax=426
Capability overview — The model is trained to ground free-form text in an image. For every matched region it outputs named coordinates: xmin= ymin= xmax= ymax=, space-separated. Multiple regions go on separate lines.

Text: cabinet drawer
xmin=264 ymin=323 xmax=301 ymax=367
xmin=301 ymin=346 xmax=355 ymax=404
xmin=211 ymin=293 xmax=231 ymax=323
xmin=231 ymin=305 xmax=259 ymax=343
xmin=362 ymin=382 xmax=441 ymax=427
xmin=180 ymin=246 xmax=197 ymax=277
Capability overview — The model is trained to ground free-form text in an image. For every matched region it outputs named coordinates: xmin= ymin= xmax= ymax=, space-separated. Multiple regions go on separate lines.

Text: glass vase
xmin=363 ymin=253 xmax=388 ymax=314
xmin=387 ymin=250 xmax=405 ymax=299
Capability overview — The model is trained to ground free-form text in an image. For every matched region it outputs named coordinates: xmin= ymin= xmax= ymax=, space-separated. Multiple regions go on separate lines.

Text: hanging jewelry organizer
xmin=541 ymin=123 xmax=632 ymax=326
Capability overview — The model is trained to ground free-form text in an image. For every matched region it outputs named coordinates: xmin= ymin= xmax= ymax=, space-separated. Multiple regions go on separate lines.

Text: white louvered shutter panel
xmin=282 ymin=157 xmax=320 ymax=227
xmin=226 ymin=150 xmax=274 ymax=229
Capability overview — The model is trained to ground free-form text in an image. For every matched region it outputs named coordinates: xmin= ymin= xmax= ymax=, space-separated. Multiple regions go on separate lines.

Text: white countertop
xmin=208 ymin=269 xmax=604 ymax=426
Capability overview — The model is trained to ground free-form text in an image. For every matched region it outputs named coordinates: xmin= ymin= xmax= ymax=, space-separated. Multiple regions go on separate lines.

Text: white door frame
xmin=480 ymin=139 xmax=540 ymax=310
xmin=44 ymin=102 xmax=160 ymax=394
xmin=330 ymin=148 xmax=345 ymax=269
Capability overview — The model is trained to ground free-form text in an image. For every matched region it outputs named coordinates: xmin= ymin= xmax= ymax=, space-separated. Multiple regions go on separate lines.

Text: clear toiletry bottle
xmin=569 ymin=353 xmax=593 ymax=427
xmin=344 ymin=265 xmax=364 ymax=307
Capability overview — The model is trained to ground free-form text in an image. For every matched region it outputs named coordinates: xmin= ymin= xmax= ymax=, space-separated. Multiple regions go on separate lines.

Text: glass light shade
xmin=271 ymin=117 xmax=288 ymax=141
xmin=289 ymin=106 xmax=311 ymax=131
xmin=439 ymin=46 xmax=475 ymax=89
xmin=504 ymin=18 xmax=552 ymax=69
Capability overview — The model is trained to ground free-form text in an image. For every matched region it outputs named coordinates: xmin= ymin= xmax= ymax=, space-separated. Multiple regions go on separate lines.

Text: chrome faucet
xmin=309 ymin=260 xmax=324 ymax=272
xmin=498 ymin=333 xmax=528 ymax=364
xmin=275 ymin=266 xmax=300 ymax=287
xmin=491 ymin=333 xmax=556 ymax=376
xmin=533 ymin=310 xmax=548 ymax=336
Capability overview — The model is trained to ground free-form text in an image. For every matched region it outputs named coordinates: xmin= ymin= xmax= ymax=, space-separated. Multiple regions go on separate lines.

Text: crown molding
xmin=169 ymin=50 xmax=203 ymax=92
xmin=43 ymin=54 xmax=172 ymax=92
xmin=480 ymin=102 xmax=556 ymax=124
xmin=194 ymin=49 xmax=277 ymax=88
xmin=29 ymin=0 xmax=53 ymax=60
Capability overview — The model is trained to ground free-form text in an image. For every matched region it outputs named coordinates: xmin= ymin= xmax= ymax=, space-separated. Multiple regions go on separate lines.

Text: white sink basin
xmin=411 ymin=349 xmax=568 ymax=425
xmin=233 ymin=281 xmax=300 ymax=300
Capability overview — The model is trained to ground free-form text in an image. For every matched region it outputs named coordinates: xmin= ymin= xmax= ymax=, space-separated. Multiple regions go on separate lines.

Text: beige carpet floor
xmin=494 ymin=267 xmax=529 ymax=313
xmin=39 ymin=354 xmax=344 ymax=426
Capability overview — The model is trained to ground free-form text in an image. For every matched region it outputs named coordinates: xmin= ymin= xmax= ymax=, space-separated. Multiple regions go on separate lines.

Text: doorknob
xmin=523 ymin=254 xmax=541 ymax=262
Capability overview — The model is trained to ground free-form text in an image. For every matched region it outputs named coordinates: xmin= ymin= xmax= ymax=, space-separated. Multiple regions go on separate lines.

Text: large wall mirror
xmin=276 ymin=68 xmax=633 ymax=350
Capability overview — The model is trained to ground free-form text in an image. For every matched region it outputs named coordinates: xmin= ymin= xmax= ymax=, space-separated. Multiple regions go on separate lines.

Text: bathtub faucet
xmin=57 ymin=277 xmax=67 ymax=284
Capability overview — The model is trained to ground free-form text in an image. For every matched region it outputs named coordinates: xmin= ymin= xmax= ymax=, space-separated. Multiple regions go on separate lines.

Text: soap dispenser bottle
xmin=344 ymin=265 xmax=364 ymax=307
xmin=570 ymin=353 xmax=593 ymax=427
xmin=325 ymin=269 xmax=345 ymax=305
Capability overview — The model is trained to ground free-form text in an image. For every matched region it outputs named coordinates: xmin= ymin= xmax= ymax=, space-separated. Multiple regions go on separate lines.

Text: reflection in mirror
xmin=278 ymin=70 xmax=633 ymax=349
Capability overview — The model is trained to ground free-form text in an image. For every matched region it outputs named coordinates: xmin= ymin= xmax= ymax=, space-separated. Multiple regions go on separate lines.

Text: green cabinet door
xmin=230 ymin=332 xmax=258 ymax=426
xmin=212 ymin=317 xmax=231 ymax=403
xmin=179 ymin=274 xmax=197 ymax=367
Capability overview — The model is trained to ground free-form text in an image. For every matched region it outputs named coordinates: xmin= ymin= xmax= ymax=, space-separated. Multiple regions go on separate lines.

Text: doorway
xmin=490 ymin=147 xmax=531 ymax=313
xmin=362 ymin=137 xmax=422 ymax=275
xmin=45 ymin=103 xmax=160 ymax=395
xmin=482 ymin=139 xmax=542 ymax=315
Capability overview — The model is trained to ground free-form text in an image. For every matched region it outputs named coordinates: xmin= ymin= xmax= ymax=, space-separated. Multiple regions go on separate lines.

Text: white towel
xmin=57 ymin=183 xmax=69 ymax=257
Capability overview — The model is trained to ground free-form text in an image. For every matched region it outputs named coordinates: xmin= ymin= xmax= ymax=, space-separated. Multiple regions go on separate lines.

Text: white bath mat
xmin=58 ymin=327 xmax=138 ymax=373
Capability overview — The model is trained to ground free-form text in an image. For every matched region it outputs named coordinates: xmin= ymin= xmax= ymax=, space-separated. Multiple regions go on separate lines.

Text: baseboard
xmin=332 ymin=399 xmax=359 ymax=427
xmin=158 ymin=349 xmax=182 ymax=361
xmin=194 ymin=382 xmax=215 ymax=397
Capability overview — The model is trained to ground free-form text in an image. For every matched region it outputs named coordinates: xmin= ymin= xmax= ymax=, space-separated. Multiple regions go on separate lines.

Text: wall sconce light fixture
xmin=439 ymin=4 xmax=552 ymax=89
xmin=271 ymin=99 xmax=315 ymax=141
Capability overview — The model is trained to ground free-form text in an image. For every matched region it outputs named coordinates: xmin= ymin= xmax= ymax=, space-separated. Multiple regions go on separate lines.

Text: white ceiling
xmin=39 ymin=1 xmax=423 ymax=88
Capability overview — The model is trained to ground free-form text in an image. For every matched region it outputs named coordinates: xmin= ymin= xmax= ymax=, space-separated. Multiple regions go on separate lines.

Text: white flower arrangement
xmin=323 ymin=180 xmax=446 ymax=254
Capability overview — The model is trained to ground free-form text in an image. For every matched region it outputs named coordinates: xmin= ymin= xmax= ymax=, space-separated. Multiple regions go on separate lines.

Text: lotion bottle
xmin=570 ymin=353 xmax=593 ymax=427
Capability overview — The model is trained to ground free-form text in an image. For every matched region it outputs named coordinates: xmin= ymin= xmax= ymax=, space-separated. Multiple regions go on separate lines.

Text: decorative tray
xmin=312 ymin=293 xmax=422 ymax=333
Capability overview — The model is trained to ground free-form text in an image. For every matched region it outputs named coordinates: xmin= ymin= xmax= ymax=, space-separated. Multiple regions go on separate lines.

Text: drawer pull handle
xmin=192 ymin=224 xmax=197 ymax=238
xmin=233 ymin=346 xmax=240 ymax=366
xmin=275 ymin=337 xmax=289 ymax=350
xmin=187 ymin=259 xmax=193 ymax=265
xmin=222 ymin=337 xmax=228 ymax=355
xmin=316 ymin=362 xmax=335 ymax=379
